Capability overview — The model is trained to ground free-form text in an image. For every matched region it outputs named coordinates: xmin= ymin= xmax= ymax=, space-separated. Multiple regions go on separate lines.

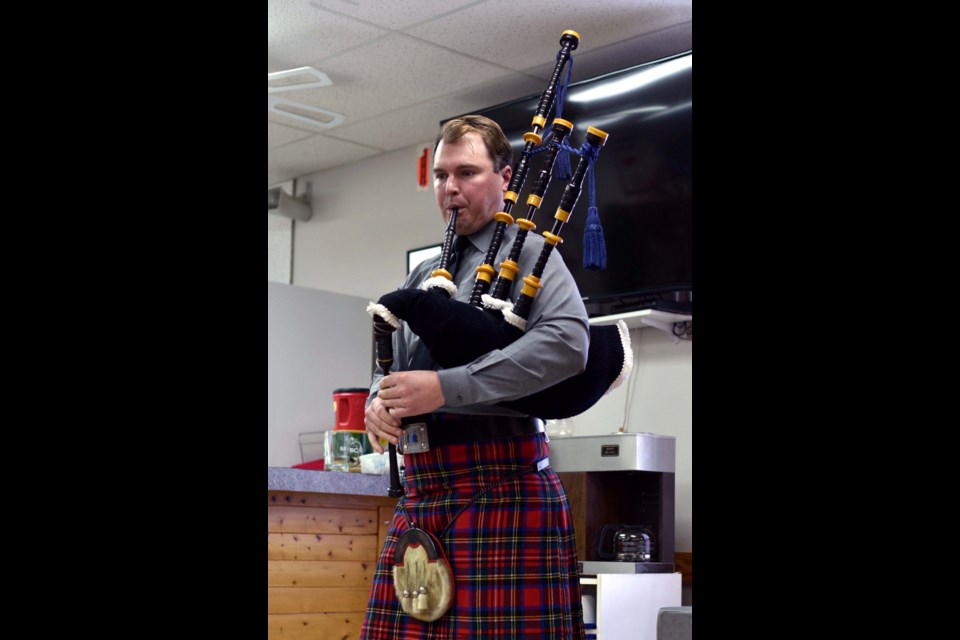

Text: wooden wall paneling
xmin=268 ymin=586 xmax=370 ymax=614
xmin=267 ymin=532 xmax=378 ymax=561
xmin=269 ymin=490 xmax=398 ymax=510
xmin=268 ymin=559 xmax=374 ymax=588
xmin=377 ymin=505 xmax=396 ymax=554
xmin=268 ymin=505 xmax=379 ymax=535
xmin=268 ymin=490 xmax=399 ymax=640
xmin=267 ymin=612 xmax=363 ymax=640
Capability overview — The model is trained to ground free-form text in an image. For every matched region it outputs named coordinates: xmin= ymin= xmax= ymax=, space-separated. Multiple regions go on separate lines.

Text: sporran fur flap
xmin=392 ymin=526 xmax=454 ymax=622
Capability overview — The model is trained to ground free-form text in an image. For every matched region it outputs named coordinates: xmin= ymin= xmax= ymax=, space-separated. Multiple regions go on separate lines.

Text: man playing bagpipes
xmin=360 ymin=31 xmax=629 ymax=640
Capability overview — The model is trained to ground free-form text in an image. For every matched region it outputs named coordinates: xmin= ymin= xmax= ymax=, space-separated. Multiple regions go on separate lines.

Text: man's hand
xmin=364 ymin=395 xmax=402 ymax=453
xmin=378 ymin=370 xmax=445 ymax=420
xmin=364 ymin=371 xmax=446 ymax=453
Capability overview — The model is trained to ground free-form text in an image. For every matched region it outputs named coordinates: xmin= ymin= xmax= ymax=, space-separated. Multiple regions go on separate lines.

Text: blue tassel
xmin=583 ymin=205 xmax=607 ymax=270
xmin=555 ymin=144 xmax=572 ymax=181
xmin=582 ymin=159 xmax=606 ymax=270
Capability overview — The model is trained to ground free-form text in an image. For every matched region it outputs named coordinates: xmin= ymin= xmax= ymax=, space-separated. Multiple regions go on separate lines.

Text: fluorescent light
xmin=267 ymin=66 xmax=344 ymax=128
xmin=268 ymin=96 xmax=345 ymax=129
xmin=268 ymin=66 xmax=333 ymax=93
xmin=567 ymin=55 xmax=692 ymax=103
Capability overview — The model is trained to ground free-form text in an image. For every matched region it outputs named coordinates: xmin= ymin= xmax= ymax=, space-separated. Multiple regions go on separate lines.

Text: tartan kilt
xmin=360 ymin=431 xmax=585 ymax=640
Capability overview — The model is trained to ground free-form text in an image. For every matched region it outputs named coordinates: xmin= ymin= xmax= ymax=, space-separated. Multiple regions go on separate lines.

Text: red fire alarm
xmin=418 ymin=147 xmax=429 ymax=189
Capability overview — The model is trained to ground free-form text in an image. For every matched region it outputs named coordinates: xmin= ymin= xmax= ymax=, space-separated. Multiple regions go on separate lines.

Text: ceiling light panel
xmin=268 ymin=66 xmax=333 ymax=93
xmin=268 ymin=96 xmax=345 ymax=129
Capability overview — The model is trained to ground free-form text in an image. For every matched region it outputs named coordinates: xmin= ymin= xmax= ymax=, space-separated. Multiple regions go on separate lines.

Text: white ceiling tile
xmin=305 ymin=0 xmax=487 ymax=30
xmin=444 ymin=73 xmax=553 ymax=115
xmin=406 ymin=0 xmax=691 ymax=72
xmin=268 ymin=0 xmax=388 ymax=70
xmin=281 ymin=33 xmax=508 ymax=124
xmin=327 ymin=99 xmax=454 ymax=152
xmin=328 ymin=72 xmax=545 ymax=152
xmin=268 ymin=134 xmax=383 ymax=184
xmin=269 ymin=121 xmax=316 ymax=149
xmin=268 ymin=0 xmax=323 ymax=44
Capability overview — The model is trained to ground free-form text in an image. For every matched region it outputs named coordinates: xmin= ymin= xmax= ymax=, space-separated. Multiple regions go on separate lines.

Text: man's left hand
xmin=377 ymin=370 xmax=445 ymax=420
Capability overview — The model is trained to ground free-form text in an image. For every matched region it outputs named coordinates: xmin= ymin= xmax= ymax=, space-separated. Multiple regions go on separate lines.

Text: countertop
xmin=268 ymin=466 xmax=393 ymax=496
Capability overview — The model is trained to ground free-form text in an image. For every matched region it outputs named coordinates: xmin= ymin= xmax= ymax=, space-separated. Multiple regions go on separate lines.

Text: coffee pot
xmin=596 ymin=524 xmax=654 ymax=562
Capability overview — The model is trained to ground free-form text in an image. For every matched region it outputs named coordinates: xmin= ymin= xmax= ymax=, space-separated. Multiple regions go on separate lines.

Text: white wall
xmin=293 ymin=143 xmax=441 ymax=300
xmin=268 ymin=214 xmax=292 ymax=283
xmin=286 ymin=142 xmax=692 ymax=556
xmin=267 ymin=282 xmax=373 ymax=467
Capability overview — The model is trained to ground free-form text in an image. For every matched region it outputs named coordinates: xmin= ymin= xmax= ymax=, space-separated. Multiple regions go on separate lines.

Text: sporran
xmin=392 ymin=524 xmax=454 ymax=621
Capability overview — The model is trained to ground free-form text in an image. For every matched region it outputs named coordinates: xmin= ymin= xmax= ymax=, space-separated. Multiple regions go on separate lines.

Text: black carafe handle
xmin=596 ymin=524 xmax=621 ymax=560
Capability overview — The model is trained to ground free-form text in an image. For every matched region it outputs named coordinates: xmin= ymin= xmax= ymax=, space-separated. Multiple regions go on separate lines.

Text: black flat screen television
xmin=464 ymin=51 xmax=692 ymax=317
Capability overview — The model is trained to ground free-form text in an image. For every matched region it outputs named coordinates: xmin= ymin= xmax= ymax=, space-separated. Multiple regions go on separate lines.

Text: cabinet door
xmin=596 ymin=573 xmax=682 ymax=640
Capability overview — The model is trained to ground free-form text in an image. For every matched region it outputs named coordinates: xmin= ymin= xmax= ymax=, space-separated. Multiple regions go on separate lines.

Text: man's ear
xmin=500 ymin=164 xmax=512 ymax=191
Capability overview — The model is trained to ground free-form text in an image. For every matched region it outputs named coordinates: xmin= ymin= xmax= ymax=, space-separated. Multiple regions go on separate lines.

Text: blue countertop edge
xmin=268 ymin=467 xmax=393 ymax=496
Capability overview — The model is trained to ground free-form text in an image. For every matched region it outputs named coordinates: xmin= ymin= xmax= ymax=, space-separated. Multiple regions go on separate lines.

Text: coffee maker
xmin=550 ymin=432 xmax=675 ymax=576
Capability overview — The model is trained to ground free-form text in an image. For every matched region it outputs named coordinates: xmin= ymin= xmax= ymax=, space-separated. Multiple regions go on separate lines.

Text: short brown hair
xmin=435 ymin=115 xmax=513 ymax=173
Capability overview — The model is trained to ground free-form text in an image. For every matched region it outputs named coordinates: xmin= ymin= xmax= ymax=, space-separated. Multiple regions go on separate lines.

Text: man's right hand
xmin=364 ymin=395 xmax=403 ymax=454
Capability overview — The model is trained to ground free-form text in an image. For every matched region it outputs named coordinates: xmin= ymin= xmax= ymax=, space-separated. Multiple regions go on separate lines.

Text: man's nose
xmin=444 ymin=175 xmax=460 ymax=195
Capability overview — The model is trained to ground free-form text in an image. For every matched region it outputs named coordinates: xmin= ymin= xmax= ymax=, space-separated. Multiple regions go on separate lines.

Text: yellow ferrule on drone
xmin=523 ymin=131 xmax=543 ymax=145
xmin=554 ymin=209 xmax=571 ymax=222
xmin=520 ymin=275 xmax=543 ymax=298
xmin=516 ymin=218 xmax=536 ymax=231
xmin=526 ymin=194 xmax=542 ymax=208
xmin=543 ymin=231 xmax=563 ymax=245
xmin=494 ymin=212 xmax=514 ymax=225
xmin=531 ymin=115 xmax=547 ymax=129
xmin=430 ymin=268 xmax=453 ymax=281
xmin=497 ymin=260 xmax=520 ymax=281
xmin=504 ymin=191 xmax=519 ymax=204
xmin=586 ymin=126 xmax=610 ymax=145
xmin=475 ymin=263 xmax=496 ymax=283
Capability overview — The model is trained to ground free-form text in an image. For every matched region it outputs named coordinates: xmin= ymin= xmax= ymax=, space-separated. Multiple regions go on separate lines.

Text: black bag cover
xmin=375 ymin=287 xmax=629 ymax=419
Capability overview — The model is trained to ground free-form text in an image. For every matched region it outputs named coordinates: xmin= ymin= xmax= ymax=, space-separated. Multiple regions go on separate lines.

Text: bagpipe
xmin=367 ymin=31 xmax=633 ymax=497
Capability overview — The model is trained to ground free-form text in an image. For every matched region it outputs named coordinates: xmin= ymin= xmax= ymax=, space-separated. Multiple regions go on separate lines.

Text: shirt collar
xmin=465 ymin=217 xmax=513 ymax=254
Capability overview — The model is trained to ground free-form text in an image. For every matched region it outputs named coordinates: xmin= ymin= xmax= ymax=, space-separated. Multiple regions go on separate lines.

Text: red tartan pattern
xmin=360 ymin=432 xmax=585 ymax=639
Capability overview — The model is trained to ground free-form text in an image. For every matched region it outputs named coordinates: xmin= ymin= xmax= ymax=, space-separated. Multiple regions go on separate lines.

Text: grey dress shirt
xmin=369 ymin=218 xmax=590 ymax=417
